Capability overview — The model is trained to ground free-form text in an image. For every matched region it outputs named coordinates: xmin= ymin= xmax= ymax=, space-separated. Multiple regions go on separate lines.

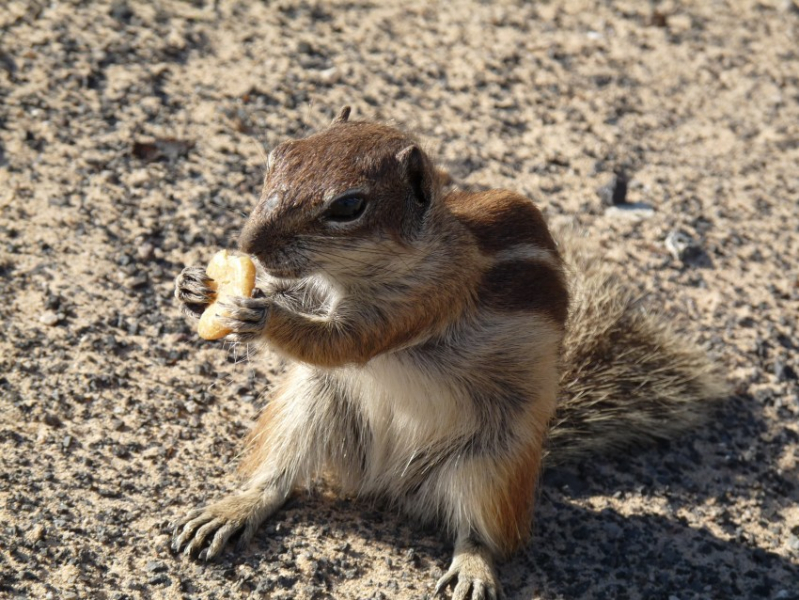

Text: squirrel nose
xmin=239 ymin=192 xmax=283 ymax=255
xmin=238 ymin=219 xmax=268 ymax=256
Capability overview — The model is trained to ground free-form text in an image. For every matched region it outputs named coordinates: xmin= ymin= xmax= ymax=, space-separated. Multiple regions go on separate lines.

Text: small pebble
xmin=775 ymin=361 xmax=797 ymax=382
xmin=25 ymin=523 xmax=46 ymax=543
xmin=145 ymin=560 xmax=167 ymax=573
xmin=128 ymin=275 xmax=148 ymax=288
xmin=128 ymin=169 xmax=150 ymax=187
xmin=318 ymin=67 xmax=340 ymax=85
xmin=404 ymin=548 xmax=420 ymax=568
xmin=665 ymin=229 xmax=703 ymax=263
xmin=604 ymin=203 xmax=655 ymax=219
xmin=43 ymin=413 xmax=63 ymax=428
xmin=137 ymin=242 xmax=154 ymax=261
xmin=109 ymin=0 xmax=133 ymax=22
xmin=603 ymin=522 xmax=623 ymax=539
xmin=147 ymin=574 xmax=171 ymax=586
xmin=39 ymin=311 xmax=61 ymax=326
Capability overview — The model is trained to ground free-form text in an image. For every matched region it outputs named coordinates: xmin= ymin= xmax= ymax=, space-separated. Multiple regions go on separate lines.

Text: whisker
xmin=296 ymin=237 xmax=419 ymax=264
xmin=297 ymin=236 xmax=415 ymax=254
xmin=207 ymin=196 xmax=250 ymax=219
xmin=305 ymin=248 xmax=409 ymax=277
xmin=245 ymin=134 xmax=269 ymax=172
xmin=321 ymin=245 xmax=417 ymax=275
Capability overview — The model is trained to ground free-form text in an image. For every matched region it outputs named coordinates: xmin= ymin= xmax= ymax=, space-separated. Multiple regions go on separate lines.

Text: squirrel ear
xmin=332 ymin=106 xmax=351 ymax=124
xmin=396 ymin=144 xmax=431 ymax=207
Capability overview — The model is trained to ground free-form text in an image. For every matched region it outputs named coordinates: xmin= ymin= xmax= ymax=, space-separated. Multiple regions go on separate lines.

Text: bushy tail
xmin=546 ymin=229 xmax=729 ymax=465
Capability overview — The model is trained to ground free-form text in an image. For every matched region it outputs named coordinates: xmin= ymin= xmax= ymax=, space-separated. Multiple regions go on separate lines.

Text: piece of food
xmin=197 ymin=250 xmax=256 ymax=340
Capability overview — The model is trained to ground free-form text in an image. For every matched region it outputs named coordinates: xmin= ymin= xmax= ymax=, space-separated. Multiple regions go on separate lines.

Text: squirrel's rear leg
xmin=436 ymin=535 xmax=502 ymax=600
xmin=435 ymin=417 xmax=547 ymax=599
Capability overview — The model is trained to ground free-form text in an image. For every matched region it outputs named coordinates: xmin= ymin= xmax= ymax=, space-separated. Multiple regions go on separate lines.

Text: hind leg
xmin=436 ymin=534 xmax=502 ymax=600
xmin=434 ymin=429 xmax=546 ymax=599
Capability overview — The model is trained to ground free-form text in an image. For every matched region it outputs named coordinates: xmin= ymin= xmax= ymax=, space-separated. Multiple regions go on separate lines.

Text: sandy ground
xmin=1 ymin=0 xmax=798 ymax=598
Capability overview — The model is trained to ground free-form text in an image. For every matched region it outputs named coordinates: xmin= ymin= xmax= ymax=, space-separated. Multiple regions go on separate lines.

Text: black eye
xmin=324 ymin=194 xmax=366 ymax=223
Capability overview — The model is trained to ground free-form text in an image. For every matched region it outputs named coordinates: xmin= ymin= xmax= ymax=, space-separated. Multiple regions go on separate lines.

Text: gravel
xmin=1 ymin=1 xmax=797 ymax=599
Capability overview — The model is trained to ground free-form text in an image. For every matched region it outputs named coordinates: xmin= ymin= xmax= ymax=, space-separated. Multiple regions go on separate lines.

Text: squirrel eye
xmin=324 ymin=194 xmax=366 ymax=223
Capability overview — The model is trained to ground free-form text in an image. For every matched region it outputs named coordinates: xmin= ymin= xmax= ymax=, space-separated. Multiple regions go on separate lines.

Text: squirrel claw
xmin=218 ymin=295 xmax=271 ymax=342
xmin=435 ymin=570 xmax=457 ymax=596
xmin=175 ymin=266 xmax=214 ymax=319
xmin=170 ymin=489 xmax=282 ymax=561
xmin=435 ymin=572 xmax=498 ymax=600
xmin=435 ymin=551 xmax=501 ymax=600
xmin=171 ymin=506 xmax=246 ymax=560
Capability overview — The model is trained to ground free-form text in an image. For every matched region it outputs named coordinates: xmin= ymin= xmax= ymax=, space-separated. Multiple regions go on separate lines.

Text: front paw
xmin=171 ymin=492 xmax=265 ymax=560
xmin=217 ymin=295 xmax=271 ymax=343
xmin=175 ymin=266 xmax=213 ymax=319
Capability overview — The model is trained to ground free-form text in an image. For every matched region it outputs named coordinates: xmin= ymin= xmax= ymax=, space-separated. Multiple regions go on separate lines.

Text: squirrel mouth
xmin=265 ymin=267 xmax=300 ymax=279
xmin=259 ymin=261 xmax=302 ymax=279
xmin=246 ymin=254 xmax=296 ymax=279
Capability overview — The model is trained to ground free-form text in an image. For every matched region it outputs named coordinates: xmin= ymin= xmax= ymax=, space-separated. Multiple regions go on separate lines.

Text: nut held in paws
xmin=197 ymin=250 xmax=256 ymax=340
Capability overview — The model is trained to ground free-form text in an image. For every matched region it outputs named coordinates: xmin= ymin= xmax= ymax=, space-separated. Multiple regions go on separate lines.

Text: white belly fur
xmin=339 ymin=353 xmax=478 ymax=495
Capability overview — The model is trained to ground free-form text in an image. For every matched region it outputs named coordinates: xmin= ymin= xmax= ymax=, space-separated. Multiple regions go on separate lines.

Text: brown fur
xmin=238 ymin=388 xmax=283 ymax=478
xmin=547 ymin=228 xmax=729 ymax=463
xmin=262 ymin=303 xmax=434 ymax=367
xmin=259 ymin=248 xmax=483 ymax=367
xmin=479 ymin=259 xmax=569 ymax=324
xmin=172 ymin=112 xmax=727 ymax=600
xmin=239 ymin=121 xmax=434 ymax=273
xmin=446 ymin=189 xmax=559 ymax=254
xmin=485 ymin=393 xmax=556 ymax=557
xmin=487 ymin=439 xmax=543 ymax=557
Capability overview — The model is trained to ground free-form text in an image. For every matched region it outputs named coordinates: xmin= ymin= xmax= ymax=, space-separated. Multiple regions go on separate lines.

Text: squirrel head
xmin=239 ymin=107 xmax=441 ymax=284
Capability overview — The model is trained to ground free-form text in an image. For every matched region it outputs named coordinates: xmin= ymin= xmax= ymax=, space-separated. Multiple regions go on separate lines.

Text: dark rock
xmin=665 ymin=228 xmax=713 ymax=267
xmin=147 ymin=574 xmax=171 ymax=586
xmin=597 ymin=171 xmax=629 ymax=206
xmin=404 ymin=548 xmax=421 ymax=568
xmin=774 ymin=361 xmax=797 ymax=382
xmin=145 ymin=561 xmax=167 ymax=573
xmin=43 ymin=413 xmax=63 ymax=428
xmin=109 ymin=0 xmax=133 ymax=22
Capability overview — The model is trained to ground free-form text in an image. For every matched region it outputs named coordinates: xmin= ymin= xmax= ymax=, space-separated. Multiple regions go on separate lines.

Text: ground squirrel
xmin=172 ymin=107 xmax=726 ymax=599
